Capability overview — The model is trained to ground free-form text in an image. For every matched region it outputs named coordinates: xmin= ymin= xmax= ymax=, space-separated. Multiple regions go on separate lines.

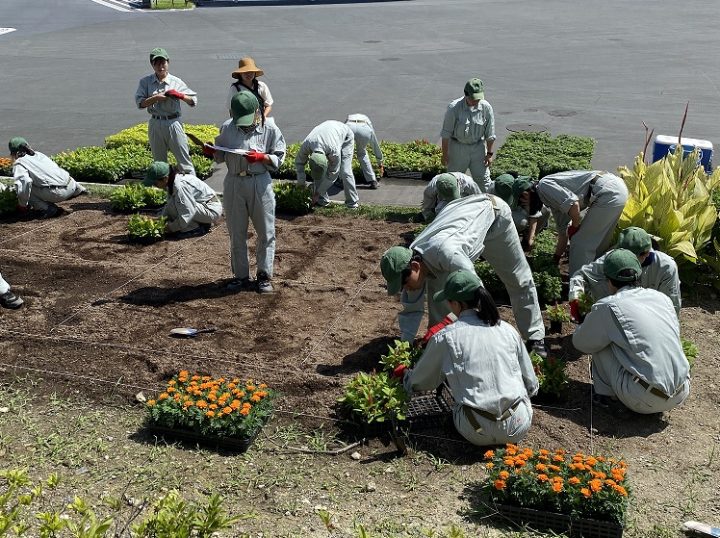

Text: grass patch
xmin=150 ymin=0 xmax=194 ymax=8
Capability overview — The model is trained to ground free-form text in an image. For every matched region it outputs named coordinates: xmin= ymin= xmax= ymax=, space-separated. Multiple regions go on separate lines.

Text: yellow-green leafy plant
xmin=127 ymin=214 xmax=166 ymax=241
xmin=378 ymin=340 xmax=423 ymax=371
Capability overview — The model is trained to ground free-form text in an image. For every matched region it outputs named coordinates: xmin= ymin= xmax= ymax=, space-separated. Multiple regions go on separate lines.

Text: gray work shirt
xmin=573 ymin=286 xmax=689 ymax=396
xmin=295 ymin=120 xmax=354 ymax=183
xmin=163 ymin=173 xmax=221 ymax=232
xmin=13 ymin=152 xmax=70 ymax=206
xmin=440 ymin=97 xmax=496 ymax=145
xmin=214 ymin=120 xmax=286 ymax=176
xmin=422 ymin=172 xmax=481 ymax=220
xmin=135 ymin=73 xmax=197 ymax=116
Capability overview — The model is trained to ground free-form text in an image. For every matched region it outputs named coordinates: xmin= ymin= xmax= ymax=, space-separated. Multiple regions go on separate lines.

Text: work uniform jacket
xmin=295 ymin=121 xmax=354 ymax=185
xmin=421 ymin=172 xmax=481 ymax=221
xmin=569 ymin=249 xmax=681 ymax=315
xmin=163 ymin=173 xmax=223 ymax=233
xmin=573 ymin=286 xmax=690 ymax=414
xmin=135 ymin=73 xmax=197 ymax=117
xmin=13 ymin=152 xmax=76 ymax=207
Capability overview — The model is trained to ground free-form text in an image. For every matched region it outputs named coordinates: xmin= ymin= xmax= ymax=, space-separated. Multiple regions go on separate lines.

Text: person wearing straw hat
xmin=345 ymin=113 xmax=382 ymax=189
xmin=227 ymin=57 xmax=274 ymax=122
xmin=295 ymin=120 xmax=359 ymax=209
xmin=143 ymin=161 xmax=223 ymax=238
xmin=207 ymin=91 xmax=286 ymax=294
xmin=9 ymin=137 xmax=86 ymax=219
xmin=490 ymin=173 xmax=551 ymax=251
xmin=380 ymin=193 xmax=547 ymax=357
xmin=568 ymin=226 xmax=681 ymax=318
xmin=393 ymin=270 xmax=538 ymax=446
xmin=135 ymin=47 xmax=197 ymax=175
xmin=421 ymin=172 xmax=481 ymax=221
xmin=440 ymin=78 xmax=496 ymax=192
xmin=0 ymin=272 xmax=23 ymax=310
xmin=573 ymin=249 xmax=690 ymax=414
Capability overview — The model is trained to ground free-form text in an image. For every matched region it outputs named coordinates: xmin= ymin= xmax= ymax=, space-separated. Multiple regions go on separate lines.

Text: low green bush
xmin=273 ymin=181 xmax=312 ymax=215
xmin=105 ymin=123 xmax=220 ymax=156
xmin=128 ymin=214 xmax=167 ymax=241
xmin=111 ymin=183 xmax=167 ymax=212
xmin=0 ymin=187 xmax=18 ymax=215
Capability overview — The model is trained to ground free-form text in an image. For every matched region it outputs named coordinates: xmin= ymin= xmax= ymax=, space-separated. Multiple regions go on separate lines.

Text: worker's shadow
xmin=119 ymin=280 xmax=240 ymax=306
xmin=315 ymin=335 xmax=396 ymax=376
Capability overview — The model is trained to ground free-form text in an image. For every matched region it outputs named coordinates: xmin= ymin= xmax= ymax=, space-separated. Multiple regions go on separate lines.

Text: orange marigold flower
xmin=592 ymin=471 xmax=607 ymax=480
xmin=235 ymin=390 xmax=246 ymax=398
xmin=549 ymin=465 xmax=561 ymax=473
xmin=514 ymin=458 xmax=526 ymax=468
xmin=183 ymin=400 xmax=193 ymax=408
xmin=505 ymin=446 xmax=518 ymax=456
xmin=167 ymin=380 xmax=176 ymax=386
xmin=173 ymin=394 xmax=181 ymax=402
xmin=232 ymin=378 xmax=241 ymax=384
xmin=240 ymin=407 xmax=250 ymax=416
xmin=494 ymin=480 xmax=506 ymax=491
xmin=230 ymin=400 xmax=241 ymax=410
xmin=568 ymin=477 xmax=581 ymax=485
xmin=205 ymin=411 xmax=215 ymax=418
xmin=551 ymin=482 xmax=563 ymax=493
xmin=605 ymin=479 xmax=617 ymax=487
xmin=166 ymin=387 xmax=176 ymax=394
xmin=484 ymin=450 xmax=495 ymax=459
xmin=227 ymin=383 xmax=237 ymax=390
xmin=551 ymin=476 xmax=564 ymax=484
xmin=555 ymin=448 xmax=566 ymax=455
xmin=147 ymin=399 xmax=156 ymax=407
xmin=611 ymin=469 xmax=625 ymax=482
xmin=259 ymin=383 xmax=268 ymax=389
xmin=612 ymin=485 xmax=628 ymax=497
xmin=498 ymin=471 xmax=510 ymax=480
xmin=222 ymin=406 xmax=233 ymax=415
xmin=196 ymin=400 xmax=208 ymax=409
xmin=589 ymin=479 xmax=603 ymax=493
xmin=538 ymin=455 xmax=549 ymax=462
xmin=201 ymin=376 xmax=211 ymax=381
xmin=191 ymin=375 xmax=201 ymax=381
xmin=503 ymin=458 xmax=515 ymax=467
xmin=552 ymin=454 xmax=564 ymax=462
xmin=539 ymin=449 xmax=550 ymax=456
xmin=580 ymin=487 xmax=591 ymax=498
xmin=485 ymin=463 xmax=494 ymax=470
xmin=537 ymin=474 xmax=549 ymax=482
xmin=179 ymin=370 xmax=189 ymax=376
xmin=535 ymin=463 xmax=547 ymax=472
xmin=255 ymin=391 xmax=267 ymax=398
xmin=250 ymin=394 xmax=261 ymax=403
xmin=246 ymin=384 xmax=256 ymax=392
xmin=585 ymin=456 xmax=598 ymax=467
xmin=209 ymin=403 xmax=218 ymax=410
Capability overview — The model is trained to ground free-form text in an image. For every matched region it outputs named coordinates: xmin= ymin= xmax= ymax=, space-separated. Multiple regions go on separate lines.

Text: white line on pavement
xmin=89 ymin=0 xmax=134 ymax=12
xmin=0 ymin=28 xmax=17 ymax=36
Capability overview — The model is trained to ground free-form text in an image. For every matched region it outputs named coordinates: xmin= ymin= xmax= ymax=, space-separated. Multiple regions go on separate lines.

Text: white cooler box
xmin=652 ymin=135 xmax=713 ymax=172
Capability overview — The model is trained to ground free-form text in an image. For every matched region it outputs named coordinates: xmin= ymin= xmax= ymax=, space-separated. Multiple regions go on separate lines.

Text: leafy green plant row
xmin=0 ymin=187 xmax=18 ymax=216
xmin=110 ymin=183 xmax=167 ymax=212
xmin=127 ymin=214 xmax=167 ymax=242
xmin=104 ymin=123 xmax=220 ymax=157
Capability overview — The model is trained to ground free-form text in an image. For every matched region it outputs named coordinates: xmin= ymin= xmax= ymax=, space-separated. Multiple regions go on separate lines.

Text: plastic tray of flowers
xmin=492 ymin=503 xmax=623 ymax=538
xmin=406 ymin=384 xmax=454 ymax=430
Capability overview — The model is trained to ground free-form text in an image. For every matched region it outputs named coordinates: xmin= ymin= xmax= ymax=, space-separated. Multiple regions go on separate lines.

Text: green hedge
xmin=105 ymin=123 xmax=220 ymax=156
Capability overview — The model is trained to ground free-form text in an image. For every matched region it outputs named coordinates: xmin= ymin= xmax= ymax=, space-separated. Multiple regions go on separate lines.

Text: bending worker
xmin=380 ymin=193 xmax=547 ymax=357
xmin=535 ymin=170 xmax=628 ymax=274
xmin=10 ymin=137 xmax=86 ymax=218
xmin=143 ymin=162 xmax=223 ymax=238
xmin=396 ymin=270 xmax=538 ymax=446
xmin=491 ymin=174 xmax=551 ymax=252
xmin=295 ymin=120 xmax=358 ymax=209
xmin=440 ymin=78 xmax=495 ymax=192
xmin=569 ymin=226 xmax=681 ymax=318
xmin=345 ymin=113 xmax=383 ymax=189
xmin=421 ymin=172 xmax=480 ymax=222
xmin=573 ymin=249 xmax=690 ymax=414
xmin=0 ymin=272 xmax=23 ymax=309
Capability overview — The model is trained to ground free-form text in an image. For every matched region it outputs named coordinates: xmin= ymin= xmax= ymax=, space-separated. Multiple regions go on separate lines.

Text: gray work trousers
xmin=29 ymin=178 xmax=84 ymax=211
xmin=165 ymin=199 xmax=222 ymax=233
xmin=447 ymin=139 xmax=492 ymax=192
xmin=148 ymin=117 xmax=195 ymax=174
xmin=315 ymin=140 xmax=359 ymax=208
xmin=223 ymin=172 xmax=275 ymax=279
xmin=352 ymin=123 xmax=377 ymax=183
xmin=453 ymin=398 xmax=533 ymax=446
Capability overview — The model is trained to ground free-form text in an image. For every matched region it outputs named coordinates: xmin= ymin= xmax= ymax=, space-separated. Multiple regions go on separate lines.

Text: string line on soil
xmin=0 ymin=247 xmax=153 ymax=268
xmin=276 ymin=221 xmax=407 ymax=237
xmin=588 ymin=360 xmax=595 ymax=454
xmin=0 ymin=220 xmax=59 ymax=247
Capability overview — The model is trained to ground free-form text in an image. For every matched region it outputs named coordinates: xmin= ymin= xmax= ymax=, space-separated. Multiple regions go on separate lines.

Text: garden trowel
xmin=683 ymin=521 xmax=720 ymax=537
xmin=169 ymin=327 xmax=217 ymax=338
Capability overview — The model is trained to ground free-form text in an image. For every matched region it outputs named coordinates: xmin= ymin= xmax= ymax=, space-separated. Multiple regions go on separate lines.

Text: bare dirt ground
xmin=0 ymin=196 xmax=719 ymax=537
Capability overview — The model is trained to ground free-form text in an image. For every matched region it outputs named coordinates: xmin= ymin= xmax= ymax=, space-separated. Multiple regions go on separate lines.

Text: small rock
xmin=135 ymin=392 xmax=146 ymax=403
xmin=364 ymin=481 xmax=376 ymax=492
xmin=0 ymin=407 xmax=9 ymax=413
xmin=350 ymin=451 xmax=361 ymax=460
xmin=384 ymin=466 xmax=393 ymax=473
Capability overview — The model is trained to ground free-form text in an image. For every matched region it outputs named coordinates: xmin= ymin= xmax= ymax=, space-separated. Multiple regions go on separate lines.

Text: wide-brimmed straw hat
xmin=232 ymin=57 xmax=264 ymax=79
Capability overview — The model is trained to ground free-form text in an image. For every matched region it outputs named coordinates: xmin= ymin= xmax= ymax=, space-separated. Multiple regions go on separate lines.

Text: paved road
xmin=1 ymin=0 xmax=718 ymax=191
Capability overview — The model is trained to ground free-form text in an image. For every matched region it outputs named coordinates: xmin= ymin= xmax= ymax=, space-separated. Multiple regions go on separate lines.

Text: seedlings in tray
xmin=127 ymin=213 xmax=167 ymax=241
xmin=110 ymin=182 xmax=168 ymax=212
xmin=546 ymin=304 xmax=571 ymax=323
xmin=338 ymin=371 xmax=408 ymax=424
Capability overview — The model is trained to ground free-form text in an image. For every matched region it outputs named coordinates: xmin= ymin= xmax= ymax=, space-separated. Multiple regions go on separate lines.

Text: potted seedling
xmin=546 ymin=304 xmax=571 ymax=334
xmin=576 ymin=291 xmax=595 ymax=322
xmin=531 ymin=351 xmax=569 ymax=403
xmin=127 ymin=213 xmax=167 ymax=244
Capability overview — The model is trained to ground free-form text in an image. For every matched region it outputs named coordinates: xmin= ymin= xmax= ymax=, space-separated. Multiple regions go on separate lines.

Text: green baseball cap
xmin=464 ymin=78 xmax=484 ymax=100
xmin=230 ymin=91 xmax=259 ymax=128
xmin=616 ymin=227 xmax=652 ymax=255
xmin=433 ymin=270 xmax=482 ymax=303
xmin=493 ymin=174 xmax=515 ymax=205
xmin=380 ymin=246 xmax=413 ymax=295
xmin=8 ymin=137 xmax=28 ymax=154
xmin=436 ymin=173 xmax=460 ymax=202
xmin=144 ymin=161 xmax=170 ymax=186
xmin=149 ymin=48 xmax=169 ymax=62
xmin=603 ymin=248 xmax=642 ymax=282
xmin=308 ymin=151 xmax=328 ymax=181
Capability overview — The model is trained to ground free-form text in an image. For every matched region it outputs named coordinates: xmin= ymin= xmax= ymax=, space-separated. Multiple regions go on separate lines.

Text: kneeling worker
xmin=144 ymin=162 xmax=222 ymax=237
xmin=572 ymin=249 xmax=690 ymax=414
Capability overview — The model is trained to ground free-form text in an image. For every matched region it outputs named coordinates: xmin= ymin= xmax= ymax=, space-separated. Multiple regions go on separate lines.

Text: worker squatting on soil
xmin=208 ymin=91 xmax=286 ymax=294
xmin=421 ymin=172 xmax=480 ymax=222
xmin=534 ymin=170 xmax=629 ymax=275
xmin=440 ymin=78 xmax=495 ymax=192
xmin=569 ymin=226 xmax=681 ymax=317
xmin=295 ymin=120 xmax=359 ymax=209
xmin=135 ymin=48 xmax=197 ymax=175
xmin=345 ymin=114 xmax=383 ymax=189
xmin=0 ymin=272 xmax=23 ymax=310
xmin=572 ymin=249 xmax=690 ymax=414
xmin=143 ymin=161 xmax=223 ymax=238
xmin=380 ymin=193 xmax=547 ymax=357
xmin=9 ymin=137 xmax=87 ymax=219
xmin=394 ymin=270 xmax=538 ymax=446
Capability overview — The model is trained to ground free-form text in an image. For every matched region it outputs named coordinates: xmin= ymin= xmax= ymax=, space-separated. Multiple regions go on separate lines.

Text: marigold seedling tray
xmin=492 ymin=503 xmax=623 ymax=538
xmin=406 ymin=385 xmax=453 ymax=430
xmin=143 ymin=423 xmax=262 ymax=453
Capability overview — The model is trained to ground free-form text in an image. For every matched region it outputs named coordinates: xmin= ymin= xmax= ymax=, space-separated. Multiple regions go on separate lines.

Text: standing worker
xmin=9 ymin=137 xmax=86 ymax=218
xmin=0 ymin=272 xmax=23 ymax=309
xmin=143 ymin=162 xmax=223 ymax=238
xmin=295 ymin=120 xmax=359 ymax=209
xmin=227 ymin=57 xmax=273 ymax=122
xmin=395 ymin=270 xmax=538 ymax=446
xmin=440 ymin=78 xmax=496 ymax=192
xmin=135 ymin=47 xmax=197 ymax=174
xmin=345 ymin=113 xmax=383 ymax=189
xmin=206 ymin=92 xmax=286 ymax=293
xmin=535 ymin=170 xmax=628 ymax=274
xmin=573 ymin=249 xmax=690 ymax=414
xmin=569 ymin=226 xmax=681 ymax=317
xmin=421 ymin=172 xmax=481 ymax=222
xmin=380 ymin=193 xmax=547 ymax=356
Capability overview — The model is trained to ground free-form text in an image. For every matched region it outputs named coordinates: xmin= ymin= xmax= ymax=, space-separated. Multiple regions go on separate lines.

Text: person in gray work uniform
xmin=0 ymin=271 xmax=23 ymax=309
xmin=207 ymin=92 xmax=286 ymax=294
xmin=395 ymin=270 xmax=538 ymax=446
xmin=569 ymin=226 xmax=681 ymax=319
xmin=143 ymin=161 xmax=223 ymax=238
xmin=491 ymin=173 xmax=551 ymax=252
xmin=421 ymin=172 xmax=481 ymax=222
xmin=380 ymin=193 xmax=547 ymax=357
xmin=135 ymin=48 xmax=197 ymax=174
xmin=296 ymin=120 xmax=358 ymax=209
xmin=573 ymin=249 xmax=690 ymax=414
xmin=535 ymin=170 xmax=628 ymax=275
xmin=345 ymin=113 xmax=383 ymax=189
xmin=440 ymin=78 xmax=495 ymax=192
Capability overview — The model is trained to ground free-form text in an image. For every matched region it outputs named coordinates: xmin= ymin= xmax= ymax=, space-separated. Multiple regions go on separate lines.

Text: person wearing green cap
xmin=535 ymin=170 xmax=628 ymax=275
xmin=211 ymin=91 xmax=286 ymax=294
xmin=490 ymin=173 xmax=551 ymax=251
xmin=143 ymin=162 xmax=222 ymax=238
xmin=573 ymin=249 xmax=690 ymax=414
xmin=135 ymin=47 xmax=197 ymax=175
xmin=0 ymin=271 xmax=23 ymax=310
xmin=380 ymin=193 xmax=547 ymax=356
xmin=568 ymin=226 xmax=681 ymax=317
xmin=9 ymin=137 xmax=87 ymax=218
xmin=295 ymin=120 xmax=359 ymax=209
xmin=345 ymin=114 xmax=383 ymax=189
xmin=421 ymin=172 xmax=481 ymax=221
xmin=394 ymin=270 xmax=538 ymax=446
xmin=440 ymin=78 xmax=496 ymax=192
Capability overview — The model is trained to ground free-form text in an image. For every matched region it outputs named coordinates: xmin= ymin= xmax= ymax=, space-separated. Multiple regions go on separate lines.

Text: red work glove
xmin=15 ymin=204 xmax=28 ymax=213
xmin=202 ymin=144 xmax=216 ymax=158
xmin=567 ymin=224 xmax=580 ymax=239
xmin=245 ymin=150 xmax=267 ymax=163
xmin=165 ymin=89 xmax=186 ymax=100
xmin=392 ymin=364 xmax=408 ymax=379
xmin=420 ymin=315 xmax=455 ymax=347
xmin=569 ymin=300 xmax=581 ymax=322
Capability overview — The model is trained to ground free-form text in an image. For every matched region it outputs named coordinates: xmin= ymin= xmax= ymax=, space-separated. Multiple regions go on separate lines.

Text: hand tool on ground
xmin=682 ymin=521 xmax=720 ymax=537
xmin=169 ymin=327 xmax=217 ymax=337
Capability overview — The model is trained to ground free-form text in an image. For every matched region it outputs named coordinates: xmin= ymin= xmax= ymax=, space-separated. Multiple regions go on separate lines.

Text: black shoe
xmin=0 ymin=291 xmax=23 ymax=309
xmin=592 ymin=393 xmax=616 ymax=408
xmin=369 ymin=181 xmax=379 ymax=190
xmin=226 ymin=277 xmax=255 ymax=292
xmin=526 ymin=339 xmax=548 ymax=358
xmin=174 ymin=225 xmax=210 ymax=239
xmin=256 ymin=271 xmax=273 ymax=294
xmin=41 ymin=204 xmax=63 ymax=219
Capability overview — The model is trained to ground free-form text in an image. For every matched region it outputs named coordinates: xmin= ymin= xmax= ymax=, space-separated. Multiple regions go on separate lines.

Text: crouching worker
xmin=395 ymin=270 xmax=538 ymax=446
xmin=573 ymin=249 xmax=690 ymax=414
xmin=10 ymin=137 xmax=87 ymax=218
xmin=143 ymin=162 xmax=222 ymax=238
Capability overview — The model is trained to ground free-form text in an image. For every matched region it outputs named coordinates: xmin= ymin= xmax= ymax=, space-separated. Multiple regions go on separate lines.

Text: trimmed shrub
xmin=105 ymin=123 xmax=220 ymax=156
xmin=273 ymin=181 xmax=312 ymax=215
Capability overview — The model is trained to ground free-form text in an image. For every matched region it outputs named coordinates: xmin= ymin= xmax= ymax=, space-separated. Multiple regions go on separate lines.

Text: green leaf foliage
xmin=681 ymin=337 xmax=698 ymax=368
xmin=127 ymin=214 xmax=167 ymax=241
xmin=338 ymin=371 xmax=409 ymax=424
xmin=531 ymin=351 xmax=569 ymax=398
xmin=546 ymin=304 xmax=571 ymax=322
xmin=378 ymin=340 xmax=423 ymax=371
xmin=474 ymin=258 xmax=562 ymax=306
xmin=272 ymin=181 xmax=312 ymax=215
xmin=0 ymin=187 xmax=18 ymax=215
xmin=105 ymin=123 xmax=220 ymax=157
xmin=110 ymin=183 xmax=167 ymax=212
